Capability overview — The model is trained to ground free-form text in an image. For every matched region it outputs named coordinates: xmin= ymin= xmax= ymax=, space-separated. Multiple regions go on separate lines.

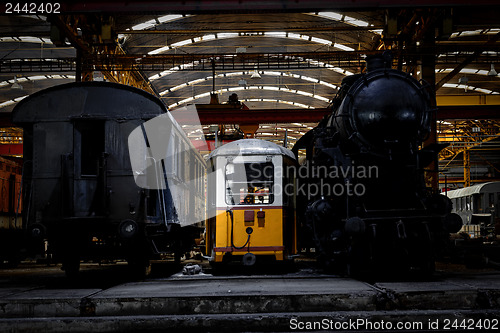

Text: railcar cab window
xmin=225 ymin=162 xmax=274 ymax=205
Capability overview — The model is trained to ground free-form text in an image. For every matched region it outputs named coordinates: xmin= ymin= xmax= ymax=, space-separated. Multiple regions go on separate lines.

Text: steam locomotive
xmin=293 ymin=53 xmax=462 ymax=276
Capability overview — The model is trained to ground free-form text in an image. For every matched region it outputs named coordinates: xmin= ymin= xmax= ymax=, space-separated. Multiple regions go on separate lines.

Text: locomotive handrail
xmin=98 ymin=152 xmax=109 ymax=216
xmin=224 ymin=165 xmax=236 ymax=206
xmin=20 ymin=160 xmax=33 ymax=230
xmin=146 ymin=155 xmax=169 ymax=228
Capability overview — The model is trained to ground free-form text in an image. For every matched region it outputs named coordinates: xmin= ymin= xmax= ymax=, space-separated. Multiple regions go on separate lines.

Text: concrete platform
xmin=0 ymin=270 xmax=499 ymax=332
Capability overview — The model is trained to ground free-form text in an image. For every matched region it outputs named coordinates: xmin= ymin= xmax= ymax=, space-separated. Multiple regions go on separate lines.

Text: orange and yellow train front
xmin=205 ymin=139 xmax=297 ymax=265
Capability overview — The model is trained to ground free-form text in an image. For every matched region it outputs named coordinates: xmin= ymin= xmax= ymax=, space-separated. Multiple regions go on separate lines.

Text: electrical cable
xmin=227 ymin=209 xmax=251 ymax=250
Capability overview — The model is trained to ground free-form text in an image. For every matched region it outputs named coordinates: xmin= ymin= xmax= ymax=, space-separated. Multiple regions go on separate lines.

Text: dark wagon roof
xmin=12 ymin=81 xmax=166 ymax=124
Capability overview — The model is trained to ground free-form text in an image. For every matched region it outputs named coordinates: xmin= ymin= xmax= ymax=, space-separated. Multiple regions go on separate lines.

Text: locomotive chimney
xmin=366 ymin=51 xmax=393 ymax=72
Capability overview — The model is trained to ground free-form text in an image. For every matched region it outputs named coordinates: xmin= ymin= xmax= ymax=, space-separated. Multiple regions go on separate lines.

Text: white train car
xmin=446 ymin=182 xmax=500 ymax=237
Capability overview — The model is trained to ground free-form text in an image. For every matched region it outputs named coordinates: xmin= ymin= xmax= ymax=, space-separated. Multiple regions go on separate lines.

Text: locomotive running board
xmin=347 ymin=214 xmax=446 ymax=222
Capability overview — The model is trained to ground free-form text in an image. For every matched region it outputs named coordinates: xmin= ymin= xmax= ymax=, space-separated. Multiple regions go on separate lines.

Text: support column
xmin=52 ymin=15 xmax=154 ymax=94
xmin=420 ymin=22 xmax=438 ymax=191
xmin=76 ymin=49 xmax=82 ymax=82
xmin=463 ymin=149 xmax=471 ymax=187
xmin=77 ymin=49 xmax=93 ymax=82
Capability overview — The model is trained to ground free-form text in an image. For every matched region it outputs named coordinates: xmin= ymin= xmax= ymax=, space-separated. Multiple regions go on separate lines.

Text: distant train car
xmin=446 ymin=182 xmax=500 ymax=237
xmin=0 ymin=157 xmax=23 ymax=266
xmin=206 ymin=139 xmax=297 ymax=266
xmin=12 ymin=82 xmax=205 ymax=277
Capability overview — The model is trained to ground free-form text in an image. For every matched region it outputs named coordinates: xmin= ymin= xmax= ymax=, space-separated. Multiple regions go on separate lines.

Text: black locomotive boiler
xmin=12 ymin=82 xmax=205 ymax=277
xmin=293 ymin=53 xmax=462 ymax=276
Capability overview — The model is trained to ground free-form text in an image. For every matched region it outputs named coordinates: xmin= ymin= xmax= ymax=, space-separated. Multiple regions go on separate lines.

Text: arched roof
xmin=0 ymin=6 xmax=499 ymax=178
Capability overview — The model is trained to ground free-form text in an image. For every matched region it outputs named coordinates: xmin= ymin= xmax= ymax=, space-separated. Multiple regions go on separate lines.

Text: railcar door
xmin=31 ymin=122 xmax=74 ymax=221
xmin=72 ymin=120 xmax=106 ymax=217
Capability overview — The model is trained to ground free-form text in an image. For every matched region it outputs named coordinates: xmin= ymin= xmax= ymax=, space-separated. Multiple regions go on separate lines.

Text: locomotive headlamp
xmin=344 ymin=217 xmax=366 ymax=235
xmin=28 ymin=223 xmax=46 ymax=239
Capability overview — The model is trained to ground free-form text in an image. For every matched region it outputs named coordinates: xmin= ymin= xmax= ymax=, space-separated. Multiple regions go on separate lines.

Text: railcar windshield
xmin=225 ymin=162 xmax=274 ymax=205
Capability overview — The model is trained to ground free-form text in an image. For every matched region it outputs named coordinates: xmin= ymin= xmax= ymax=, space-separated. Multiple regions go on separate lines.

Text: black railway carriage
xmin=12 ymin=82 xmax=204 ymax=276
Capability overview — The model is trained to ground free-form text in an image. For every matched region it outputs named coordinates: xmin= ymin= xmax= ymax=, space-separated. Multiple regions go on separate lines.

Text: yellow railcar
xmin=206 ymin=139 xmax=297 ymax=266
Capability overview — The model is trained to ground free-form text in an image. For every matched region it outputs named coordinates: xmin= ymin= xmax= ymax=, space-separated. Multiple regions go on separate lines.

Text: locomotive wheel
xmin=418 ymin=257 xmax=436 ymax=277
xmin=346 ymin=238 xmax=373 ymax=277
xmin=413 ymin=222 xmax=436 ymax=277
xmin=128 ymin=258 xmax=152 ymax=279
xmin=173 ymin=237 xmax=185 ymax=266
xmin=0 ymin=254 xmax=21 ymax=268
xmin=62 ymin=257 xmax=80 ymax=279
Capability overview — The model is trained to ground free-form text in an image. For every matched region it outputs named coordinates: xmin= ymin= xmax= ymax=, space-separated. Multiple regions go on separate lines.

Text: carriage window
xmin=225 ymin=162 xmax=274 ymax=205
xmin=173 ymin=135 xmax=179 ymax=176
xmin=489 ymin=193 xmax=495 ymax=208
xmin=79 ymin=121 xmax=104 ymax=176
xmin=466 ymin=196 xmax=471 ymax=211
xmin=146 ymin=191 xmax=158 ymax=217
xmin=180 ymin=143 xmax=186 ymax=181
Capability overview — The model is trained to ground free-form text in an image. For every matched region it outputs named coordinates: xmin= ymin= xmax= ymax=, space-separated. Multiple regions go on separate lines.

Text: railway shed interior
xmin=2 ymin=4 xmax=500 ymax=332
xmin=0 ymin=0 xmax=500 ymax=190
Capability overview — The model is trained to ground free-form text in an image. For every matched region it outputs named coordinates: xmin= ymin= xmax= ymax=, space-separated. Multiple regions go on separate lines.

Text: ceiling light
xmin=488 ymin=63 xmax=497 ymax=76
xmin=458 ymin=76 xmax=469 ymax=92
xmin=209 ymin=125 xmax=218 ymax=133
xmin=458 ymin=76 xmax=468 ymax=84
xmin=11 ymin=76 xmax=23 ymax=90
xmin=250 ymin=70 xmax=261 ymax=79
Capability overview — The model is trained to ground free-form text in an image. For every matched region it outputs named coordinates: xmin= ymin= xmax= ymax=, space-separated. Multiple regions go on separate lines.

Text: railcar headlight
xmin=119 ymin=220 xmax=138 ymax=239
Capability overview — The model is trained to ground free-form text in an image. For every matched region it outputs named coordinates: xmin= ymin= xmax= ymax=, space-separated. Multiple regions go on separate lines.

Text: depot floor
xmin=0 ymin=259 xmax=498 ymax=332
